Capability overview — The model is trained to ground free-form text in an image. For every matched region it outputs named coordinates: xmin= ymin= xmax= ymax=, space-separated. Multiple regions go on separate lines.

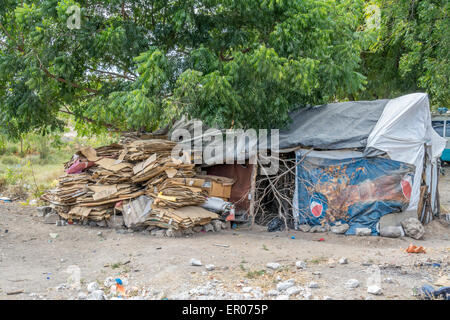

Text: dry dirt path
xmin=0 ymin=202 xmax=448 ymax=300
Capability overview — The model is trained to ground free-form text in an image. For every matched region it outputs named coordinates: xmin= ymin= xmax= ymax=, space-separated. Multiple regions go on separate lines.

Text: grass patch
xmin=308 ymin=256 xmax=328 ymax=264
xmin=246 ymin=270 xmax=266 ymax=279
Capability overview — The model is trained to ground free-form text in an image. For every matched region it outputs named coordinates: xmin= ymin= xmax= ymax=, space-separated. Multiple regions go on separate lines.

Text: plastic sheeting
xmin=278 ymin=100 xmax=388 ymax=150
xmin=294 ymin=150 xmax=415 ymax=235
xmin=364 ymin=93 xmax=446 ymax=211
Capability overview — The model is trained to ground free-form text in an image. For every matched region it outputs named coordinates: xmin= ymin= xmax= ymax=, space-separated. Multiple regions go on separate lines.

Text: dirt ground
xmin=1 ymin=176 xmax=449 ymax=301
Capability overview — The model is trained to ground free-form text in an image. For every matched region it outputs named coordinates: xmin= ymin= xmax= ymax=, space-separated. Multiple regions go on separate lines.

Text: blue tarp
xmin=295 ymin=155 xmax=415 ymax=235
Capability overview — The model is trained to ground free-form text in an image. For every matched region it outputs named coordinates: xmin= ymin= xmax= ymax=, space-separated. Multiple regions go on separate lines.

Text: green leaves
xmin=361 ymin=0 xmax=449 ymax=108
xmin=6 ymin=0 xmax=434 ymax=137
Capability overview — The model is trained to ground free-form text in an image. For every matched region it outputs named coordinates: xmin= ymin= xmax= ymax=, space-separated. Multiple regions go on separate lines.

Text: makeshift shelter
xmin=274 ymin=93 xmax=445 ymax=234
xmin=172 ymin=93 xmax=445 ymax=235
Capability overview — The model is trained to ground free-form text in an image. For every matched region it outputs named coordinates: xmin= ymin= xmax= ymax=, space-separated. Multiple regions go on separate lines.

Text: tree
xmin=360 ymin=0 xmax=449 ymax=108
xmin=0 ymin=0 xmax=367 ymax=136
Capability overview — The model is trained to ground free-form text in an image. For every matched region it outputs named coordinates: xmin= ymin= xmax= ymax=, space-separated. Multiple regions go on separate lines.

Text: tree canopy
xmin=0 ymin=0 xmax=448 ymax=138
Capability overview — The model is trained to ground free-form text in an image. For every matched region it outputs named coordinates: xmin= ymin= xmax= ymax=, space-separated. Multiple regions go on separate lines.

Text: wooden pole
xmin=249 ymin=155 xmax=258 ymax=228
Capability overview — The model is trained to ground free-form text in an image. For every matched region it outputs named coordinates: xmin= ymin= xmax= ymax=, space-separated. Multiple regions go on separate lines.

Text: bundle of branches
xmin=254 ymin=152 xmax=299 ymax=229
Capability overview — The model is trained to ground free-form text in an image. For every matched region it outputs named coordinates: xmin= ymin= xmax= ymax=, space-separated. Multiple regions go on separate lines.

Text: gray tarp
xmin=169 ymin=99 xmax=390 ymax=161
xmin=278 ymin=99 xmax=389 ymax=150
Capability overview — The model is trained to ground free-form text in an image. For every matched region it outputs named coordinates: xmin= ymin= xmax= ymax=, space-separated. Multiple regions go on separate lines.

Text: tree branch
xmin=59 ymin=108 xmax=118 ymax=130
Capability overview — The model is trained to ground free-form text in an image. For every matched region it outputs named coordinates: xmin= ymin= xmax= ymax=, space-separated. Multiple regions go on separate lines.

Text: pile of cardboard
xmin=42 ymin=137 xmax=235 ymax=230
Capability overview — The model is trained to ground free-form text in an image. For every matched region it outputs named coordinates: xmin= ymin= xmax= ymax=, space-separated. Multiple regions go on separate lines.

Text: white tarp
xmin=364 ymin=93 xmax=446 ymax=211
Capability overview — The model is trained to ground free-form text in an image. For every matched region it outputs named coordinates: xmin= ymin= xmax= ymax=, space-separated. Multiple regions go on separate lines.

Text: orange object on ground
xmin=406 ymin=243 xmax=426 ymax=253
xmin=116 ymin=284 xmax=126 ymax=294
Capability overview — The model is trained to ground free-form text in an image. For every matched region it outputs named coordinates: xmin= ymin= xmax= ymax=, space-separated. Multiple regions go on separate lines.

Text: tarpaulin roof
xmin=278 ymin=99 xmax=389 ymax=150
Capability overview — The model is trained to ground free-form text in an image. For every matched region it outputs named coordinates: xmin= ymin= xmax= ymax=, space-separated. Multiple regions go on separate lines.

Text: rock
xmin=367 ymin=285 xmax=382 ymax=295
xmin=310 ymin=225 xmax=326 ymax=233
xmin=204 ymin=223 xmax=214 ymax=232
xmin=401 ymin=218 xmax=425 ymax=240
xmin=308 ymin=281 xmax=319 ymax=288
xmin=277 ymin=279 xmax=295 ymax=291
xmin=205 ymin=264 xmax=215 ymax=271
xmin=383 ymin=278 xmax=395 ymax=284
xmin=87 ymin=290 xmax=105 ymax=300
xmin=77 ymin=292 xmax=88 ymax=300
xmin=193 ymin=226 xmax=203 ymax=233
xmin=312 ymin=271 xmax=321 ymax=276
xmin=299 ymin=224 xmax=311 ymax=232
xmin=104 ymin=277 xmax=115 ymax=287
xmin=345 ymin=279 xmax=360 ymax=289
xmin=266 ymin=262 xmax=281 ymax=270
xmin=106 ymin=215 xmax=125 ymax=229
xmin=87 ymin=282 xmax=99 ymax=293
xmin=89 ymin=221 xmax=97 ymax=227
xmin=211 ymin=220 xmax=222 ymax=232
xmin=165 ymin=229 xmax=182 ymax=237
xmin=338 ymin=257 xmax=348 ymax=265
xmin=331 ymin=223 xmax=349 ymax=234
xmin=267 ymin=290 xmax=278 ymax=296
xmin=302 ymin=292 xmax=312 ymax=300
xmin=170 ymin=292 xmax=191 ymax=300
xmin=355 ymin=228 xmax=372 ymax=236
xmin=151 ymin=229 xmax=165 ymax=237
xmin=96 ymin=220 xmax=107 ymax=227
xmin=44 ymin=213 xmax=59 ymax=224
xmin=285 ymin=286 xmax=302 ymax=296
xmin=37 ymin=206 xmax=54 ymax=217
xmin=296 ymin=261 xmax=307 ymax=269
xmin=182 ymin=228 xmax=194 ymax=236
xmin=380 ymin=226 xmax=404 ymax=238
xmin=190 ymin=258 xmax=202 ymax=266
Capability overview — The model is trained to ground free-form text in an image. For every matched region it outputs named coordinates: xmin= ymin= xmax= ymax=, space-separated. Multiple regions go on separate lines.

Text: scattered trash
xmin=190 ymin=258 xmax=202 ymax=266
xmin=406 ymin=243 xmax=426 ymax=253
xmin=266 ymin=262 xmax=281 ymax=270
xmin=6 ymin=289 xmax=24 ymax=295
xmin=49 ymin=233 xmax=59 ymax=239
xmin=0 ymin=197 xmax=12 ymax=203
xmin=213 ymin=243 xmax=230 ymax=248
xmin=420 ymin=284 xmax=450 ymax=300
